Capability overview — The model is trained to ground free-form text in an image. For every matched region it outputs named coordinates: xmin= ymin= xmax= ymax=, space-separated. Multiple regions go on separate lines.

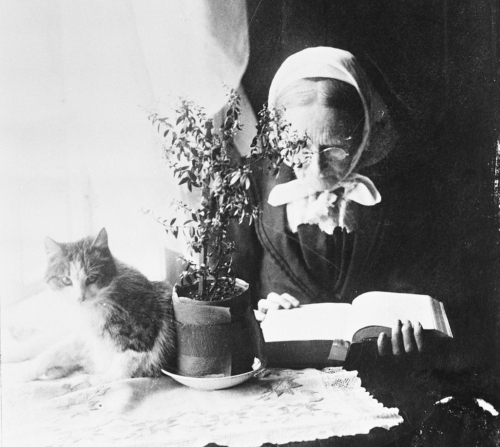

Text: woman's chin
xmin=297 ymin=174 xmax=342 ymax=192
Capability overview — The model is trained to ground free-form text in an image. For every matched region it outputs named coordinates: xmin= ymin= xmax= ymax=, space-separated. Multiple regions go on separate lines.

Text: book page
xmin=261 ymin=303 xmax=353 ymax=342
xmin=351 ymin=292 xmax=436 ymax=332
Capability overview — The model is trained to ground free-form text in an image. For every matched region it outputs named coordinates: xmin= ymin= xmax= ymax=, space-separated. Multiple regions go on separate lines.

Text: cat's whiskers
xmin=86 ymin=263 xmax=104 ymax=272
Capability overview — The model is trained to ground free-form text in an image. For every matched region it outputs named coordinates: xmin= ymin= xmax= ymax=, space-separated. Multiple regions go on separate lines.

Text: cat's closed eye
xmin=86 ymin=276 xmax=98 ymax=285
xmin=61 ymin=276 xmax=72 ymax=286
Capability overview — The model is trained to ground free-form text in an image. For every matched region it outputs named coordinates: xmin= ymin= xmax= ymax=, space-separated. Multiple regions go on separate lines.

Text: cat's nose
xmin=76 ymin=293 xmax=86 ymax=303
xmin=75 ymin=286 xmax=87 ymax=302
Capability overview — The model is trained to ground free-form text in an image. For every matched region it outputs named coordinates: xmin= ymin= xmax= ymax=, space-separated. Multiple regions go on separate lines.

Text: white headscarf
xmin=267 ymin=47 xmax=397 ymax=233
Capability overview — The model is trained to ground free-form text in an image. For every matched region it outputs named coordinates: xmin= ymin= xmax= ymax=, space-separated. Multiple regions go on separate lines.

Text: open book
xmin=261 ymin=291 xmax=453 ymax=368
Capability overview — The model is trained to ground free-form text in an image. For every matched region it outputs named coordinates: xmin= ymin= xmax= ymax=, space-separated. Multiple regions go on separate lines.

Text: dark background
xmin=241 ymin=0 xmax=499 ymax=396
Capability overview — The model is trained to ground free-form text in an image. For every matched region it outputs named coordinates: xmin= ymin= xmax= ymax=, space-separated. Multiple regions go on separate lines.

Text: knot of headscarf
xmin=268 ymin=173 xmax=381 ymax=233
xmin=268 ymin=173 xmax=381 ymax=208
xmin=266 ymin=47 xmax=396 ymax=233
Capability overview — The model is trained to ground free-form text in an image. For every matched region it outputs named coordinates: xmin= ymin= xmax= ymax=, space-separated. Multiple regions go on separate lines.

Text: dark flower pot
xmin=172 ymin=279 xmax=266 ymax=378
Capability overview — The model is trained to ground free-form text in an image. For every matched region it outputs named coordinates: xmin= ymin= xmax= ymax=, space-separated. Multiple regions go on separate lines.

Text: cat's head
xmin=44 ymin=228 xmax=117 ymax=304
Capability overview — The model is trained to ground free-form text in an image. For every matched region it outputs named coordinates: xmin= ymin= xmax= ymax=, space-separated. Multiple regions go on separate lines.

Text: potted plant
xmin=149 ymin=92 xmax=306 ymax=383
xmin=148 ymin=92 xmax=267 ymax=381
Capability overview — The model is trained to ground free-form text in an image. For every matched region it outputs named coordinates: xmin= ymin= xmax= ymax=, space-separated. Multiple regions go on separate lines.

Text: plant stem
xmin=198 ymin=247 xmax=206 ymax=298
xmin=198 ymin=118 xmax=214 ymax=299
xmin=208 ymin=241 xmax=223 ymax=301
xmin=199 ymin=181 xmax=211 ymax=299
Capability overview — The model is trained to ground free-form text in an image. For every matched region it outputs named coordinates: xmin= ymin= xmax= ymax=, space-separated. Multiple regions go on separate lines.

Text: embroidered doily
xmin=2 ymin=367 xmax=403 ymax=447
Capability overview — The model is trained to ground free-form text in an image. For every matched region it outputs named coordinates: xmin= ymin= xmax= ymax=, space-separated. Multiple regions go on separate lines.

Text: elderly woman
xmin=233 ymin=47 xmax=429 ymax=358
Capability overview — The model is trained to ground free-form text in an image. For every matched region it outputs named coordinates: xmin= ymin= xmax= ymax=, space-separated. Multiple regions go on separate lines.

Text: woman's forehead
xmin=284 ymin=104 xmax=360 ymax=143
xmin=276 ymin=79 xmax=324 ymax=108
xmin=275 ymin=77 xmax=361 ymax=108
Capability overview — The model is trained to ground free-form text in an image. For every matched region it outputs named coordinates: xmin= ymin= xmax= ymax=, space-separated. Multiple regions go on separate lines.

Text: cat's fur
xmin=6 ymin=228 xmax=175 ymax=383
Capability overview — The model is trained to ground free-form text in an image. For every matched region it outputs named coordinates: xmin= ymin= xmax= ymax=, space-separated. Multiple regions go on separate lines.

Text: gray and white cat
xmin=4 ymin=228 xmax=175 ymax=384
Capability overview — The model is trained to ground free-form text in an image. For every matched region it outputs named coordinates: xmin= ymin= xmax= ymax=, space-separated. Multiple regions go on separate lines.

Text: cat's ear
xmin=45 ymin=236 xmax=63 ymax=257
xmin=92 ymin=228 xmax=108 ymax=249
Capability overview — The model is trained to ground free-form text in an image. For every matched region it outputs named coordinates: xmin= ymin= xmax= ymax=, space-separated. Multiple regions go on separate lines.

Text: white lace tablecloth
xmin=2 ymin=367 xmax=403 ymax=447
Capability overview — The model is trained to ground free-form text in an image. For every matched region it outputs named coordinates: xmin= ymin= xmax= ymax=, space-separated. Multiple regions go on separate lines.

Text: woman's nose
xmin=309 ymin=150 xmax=330 ymax=174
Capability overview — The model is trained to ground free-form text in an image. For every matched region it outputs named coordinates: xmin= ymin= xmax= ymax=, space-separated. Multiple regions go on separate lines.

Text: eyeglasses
xmin=296 ymin=146 xmax=349 ymax=165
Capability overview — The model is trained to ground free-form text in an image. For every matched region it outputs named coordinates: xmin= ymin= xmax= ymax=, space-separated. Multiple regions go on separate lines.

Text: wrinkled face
xmin=284 ymin=102 xmax=364 ymax=191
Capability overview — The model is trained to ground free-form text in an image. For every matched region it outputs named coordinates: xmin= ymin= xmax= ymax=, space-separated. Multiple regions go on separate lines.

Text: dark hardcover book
xmin=261 ymin=292 xmax=453 ymax=368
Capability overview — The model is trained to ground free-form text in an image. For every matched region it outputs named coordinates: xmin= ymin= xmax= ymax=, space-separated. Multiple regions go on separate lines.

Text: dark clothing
xmin=231 ymin=157 xmax=435 ymax=309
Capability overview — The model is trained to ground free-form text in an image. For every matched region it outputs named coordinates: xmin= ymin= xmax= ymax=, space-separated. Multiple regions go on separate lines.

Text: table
xmin=3 ymin=343 xmax=497 ymax=447
xmin=1 ymin=359 xmax=439 ymax=447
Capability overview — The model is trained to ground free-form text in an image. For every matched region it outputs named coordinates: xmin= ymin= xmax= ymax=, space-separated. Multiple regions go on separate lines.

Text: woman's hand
xmin=377 ymin=319 xmax=424 ymax=357
xmin=255 ymin=292 xmax=300 ymax=322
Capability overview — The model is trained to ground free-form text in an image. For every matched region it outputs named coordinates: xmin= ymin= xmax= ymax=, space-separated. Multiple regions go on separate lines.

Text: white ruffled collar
xmin=268 ymin=174 xmax=381 ymax=234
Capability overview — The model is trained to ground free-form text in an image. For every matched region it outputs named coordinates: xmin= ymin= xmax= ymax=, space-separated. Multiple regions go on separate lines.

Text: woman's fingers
xmin=413 ymin=321 xmax=424 ymax=352
xmin=257 ymin=298 xmax=282 ymax=313
xmin=379 ymin=320 xmax=425 ymax=357
xmin=401 ymin=319 xmax=418 ymax=354
xmin=377 ymin=332 xmax=392 ymax=357
xmin=257 ymin=293 xmax=300 ymax=317
xmin=256 ymin=293 xmax=300 ymax=323
xmin=254 ymin=309 xmax=266 ymax=322
xmin=277 ymin=293 xmax=300 ymax=308
xmin=391 ymin=319 xmax=405 ymax=356
xmin=265 ymin=292 xmax=299 ymax=309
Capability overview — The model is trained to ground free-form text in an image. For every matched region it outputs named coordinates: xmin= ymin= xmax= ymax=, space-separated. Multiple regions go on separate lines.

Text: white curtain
xmin=0 ymin=0 xmax=250 ymax=305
